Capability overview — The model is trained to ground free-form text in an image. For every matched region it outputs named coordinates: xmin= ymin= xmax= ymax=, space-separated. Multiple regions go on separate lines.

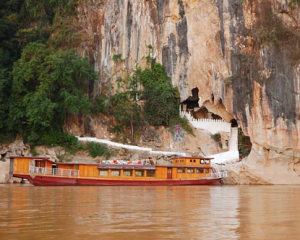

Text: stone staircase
xmin=180 ymin=111 xmax=239 ymax=164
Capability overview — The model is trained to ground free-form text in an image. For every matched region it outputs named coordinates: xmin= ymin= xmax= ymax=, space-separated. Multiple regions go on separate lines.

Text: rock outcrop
xmin=0 ymin=140 xmax=31 ymax=159
xmin=0 ymin=140 xmax=32 ymax=183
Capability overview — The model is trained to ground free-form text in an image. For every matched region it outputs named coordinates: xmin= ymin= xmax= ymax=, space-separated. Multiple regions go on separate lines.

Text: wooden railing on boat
xmin=29 ymin=166 xmax=79 ymax=178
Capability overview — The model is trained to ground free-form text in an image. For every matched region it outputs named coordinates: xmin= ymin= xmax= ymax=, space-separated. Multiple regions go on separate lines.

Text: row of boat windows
xmin=99 ymin=168 xmax=210 ymax=177
xmin=177 ymin=168 xmax=209 ymax=174
xmin=99 ymin=170 xmax=156 ymax=177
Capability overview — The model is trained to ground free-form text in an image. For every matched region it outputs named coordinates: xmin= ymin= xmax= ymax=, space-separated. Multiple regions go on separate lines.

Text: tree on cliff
xmin=9 ymin=42 xmax=96 ymax=145
xmin=137 ymin=61 xmax=179 ymax=126
xmin=110 ymin=58 xmax=142 ymax=142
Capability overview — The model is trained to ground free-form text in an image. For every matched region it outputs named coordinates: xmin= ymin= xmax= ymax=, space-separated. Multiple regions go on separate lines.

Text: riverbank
xmin=1 ymin=140 xmax=300 ymax=185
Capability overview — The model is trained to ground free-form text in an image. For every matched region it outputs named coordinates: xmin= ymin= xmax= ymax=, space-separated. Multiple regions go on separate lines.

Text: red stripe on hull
xmin=22 ymin=175 xmax=222 ymax=186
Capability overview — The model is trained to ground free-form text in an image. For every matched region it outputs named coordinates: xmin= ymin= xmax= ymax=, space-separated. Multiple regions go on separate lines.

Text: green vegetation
xmin=0 ymin=0 xmax=193 ymax=152
xmin=88 ymin=142 xmax=111 ymax=158
xmin=238 ymin=127 xmax=251 ymax=158
xmin=108 ymin=51 xmax=193 ymax=140
xmin=224 ymin=76 xmax=234 ymax=86
xmin=169 ymin=117 xmax=194 ymax=136
xmin=289 ymin=0 xmax=300 ymax=10
xmin=112 ymin=54 xmax=123 ymax=63
xmin=0 ymin=0 xmax=95 ymax=147
xmin=9 ymin=43 xmax=96 ymax=146
xmin=32 ymin=148 xmax=38 ymax=156
xmin=110 ymin=54 xmax=142 ymax=142
xmin=211 ymin=133 xmax=221 ymax=142
xmin=137 ymin=61 xmax=179 ymax=126
xmin=108 ymin=49 xmax=193 ymax=142
xmin=253 ymin=4 xmax=300 ymax=65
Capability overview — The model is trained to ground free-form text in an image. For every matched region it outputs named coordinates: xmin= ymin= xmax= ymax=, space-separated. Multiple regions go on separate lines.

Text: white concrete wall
xmin=208 ymin=151 xmax=240 ymax=164
xmin=180 ymin=111 xmax=231 ymax=134
xmin=229 ymin=127 xmax=238 ymax=151
xmin=76 ymin=137 xmax=187 ymax=156
xmin=181 ymin=112 xmax=240 ymax=164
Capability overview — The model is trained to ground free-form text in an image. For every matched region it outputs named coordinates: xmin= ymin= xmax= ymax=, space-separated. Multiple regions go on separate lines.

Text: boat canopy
xmin=97 ymin=164 xmax=156 ymax=170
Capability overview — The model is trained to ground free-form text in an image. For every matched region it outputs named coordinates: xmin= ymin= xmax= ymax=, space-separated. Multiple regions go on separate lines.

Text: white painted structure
xmin=180 ymin=111 xmax=231 ymax=134
xmin=76 ymin=117 xmax=240 ymax=165
xmin=180 ymin=108 xmax=240 ymax=164
xmin=228 ymin=127 xmax=238 ymax=152
xmin=208 ymin=128 xmax=239 ymax=164
xmin=76 ymin=137 xmax=187 ymax=156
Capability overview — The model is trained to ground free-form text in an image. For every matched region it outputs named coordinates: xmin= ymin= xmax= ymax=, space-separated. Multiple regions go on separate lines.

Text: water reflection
xmin=236 ymin=186 xmax=300 ymax=240
xmin=0 ymin=185 xmax=299 ymax=240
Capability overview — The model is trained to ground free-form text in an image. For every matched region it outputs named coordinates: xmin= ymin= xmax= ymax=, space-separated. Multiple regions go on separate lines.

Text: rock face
xmin=0 ymin=140 xmax=31 ymax=159
xmin=0 ymin=161 xmax=10 ymax=184
xmin=68 ymin=0 xmax=300 ymax=183
xmin=0 ymin=140 xmax=32 ymax=183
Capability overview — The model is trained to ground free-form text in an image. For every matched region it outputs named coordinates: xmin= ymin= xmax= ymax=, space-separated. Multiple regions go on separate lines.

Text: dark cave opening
xmin=181 ymin=87 xmax=199 ymax=111
xmin=180 ymin=88 xmax=224 ymax=120
xmin=231 ymin=119 xmax=238 ymax=127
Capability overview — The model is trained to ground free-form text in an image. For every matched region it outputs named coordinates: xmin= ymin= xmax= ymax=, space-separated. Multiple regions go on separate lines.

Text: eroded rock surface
xmin=67 ymin=0 xmax=300 ymax=184
xmin=0 ymin=140 xmax=32 ymax=183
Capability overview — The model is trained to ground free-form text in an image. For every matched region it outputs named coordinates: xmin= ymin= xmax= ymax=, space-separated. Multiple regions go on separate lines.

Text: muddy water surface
xmin=0 ymin=185 xmax=299 ymax=240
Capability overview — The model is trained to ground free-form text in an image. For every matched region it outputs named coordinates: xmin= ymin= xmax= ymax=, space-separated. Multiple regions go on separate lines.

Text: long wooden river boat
xmin=10 ymin=156 xmax=227 ymax=186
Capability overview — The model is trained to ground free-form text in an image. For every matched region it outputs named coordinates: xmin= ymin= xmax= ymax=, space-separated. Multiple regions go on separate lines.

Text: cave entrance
xmin=180 ymin=88 xmax=223 ymax=120
xmin=180 ymin=87 xmax=199 ymax=112
xmin=231 ymin=119 xmax=238 ymax=127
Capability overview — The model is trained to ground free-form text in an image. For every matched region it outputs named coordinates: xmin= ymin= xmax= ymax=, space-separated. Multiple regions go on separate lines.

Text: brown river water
xmin=0 ymin=184 xmax=300 ymax=240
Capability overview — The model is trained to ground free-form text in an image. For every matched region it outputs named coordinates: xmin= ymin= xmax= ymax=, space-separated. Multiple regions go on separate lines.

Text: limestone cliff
xmin=66 ymin=0 xmax=300 ymax=184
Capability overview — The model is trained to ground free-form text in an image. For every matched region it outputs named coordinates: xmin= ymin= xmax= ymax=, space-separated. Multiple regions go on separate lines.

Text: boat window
xmin=123 ymin=170 xmax=132 ymax=177
xmin=193 ymin=160 xmax=196 ymax=163
xmin=135 ymin=170 xmax=144 ymax=177
xmin=99 ymin=170 xmax=108 ymax=177
xmin=147 ymin=170 xmax=155 ymax=177
xmin=200 ymin=159 xmax=205 ymax=164
xmin=111 ymin=170 xmax=120 ymax=177
xmin=205 ymin=169 xmax=209 ymax=173
xmin=205 ymin=160 xmax=210 ymax=164
xmin=197 ymin=169 xmax=204 ymax=174
xmin=187 ymin=168 xmax=195 ymax=173
xmin=177 ymin=168 xmax=185 ymax=173
xmin=190 ymin=160 xmax=192 ymax=163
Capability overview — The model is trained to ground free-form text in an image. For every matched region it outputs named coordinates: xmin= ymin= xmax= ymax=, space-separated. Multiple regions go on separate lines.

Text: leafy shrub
xmin=91 ymin=96 xmax=111 ymax=115
xmin=9 ymin=43 xmax=96 ymax=144
xmin=26 ymin=130 xmax=80 ymax=151
xmin=169 ymin=117 xmax=194 ymax=136
xmin=32 ymin=148 xmax=38 ymax=156
xmin=137 ymin=61 xmax=179 ymax=126
xmin=238 ymin=128 xmax=252 ymax=157
xmin=88 ymin=142 xmax=111 ymax=158
xmin=112 ymin=54 xmax=122 ymax=63
xmin=211 ymin=133 xmax=221 ymax=142
xmin=290 ymin=0 xmax=300 ymax=10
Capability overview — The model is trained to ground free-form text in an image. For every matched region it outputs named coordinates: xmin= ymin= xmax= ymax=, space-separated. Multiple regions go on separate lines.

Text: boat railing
xmin=29 ymin=166 xmax=79 ymax=178
xmin=206 ymin=171 xmax=227 ymax=179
